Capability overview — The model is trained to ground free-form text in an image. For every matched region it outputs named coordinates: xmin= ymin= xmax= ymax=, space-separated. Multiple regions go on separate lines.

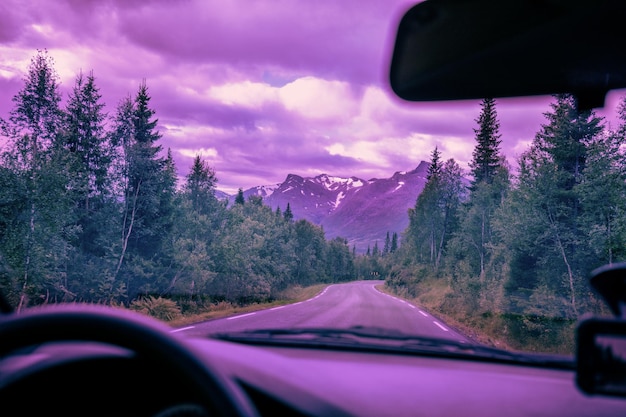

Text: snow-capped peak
xmin=314 ymin=174 xmax=365 ymax=192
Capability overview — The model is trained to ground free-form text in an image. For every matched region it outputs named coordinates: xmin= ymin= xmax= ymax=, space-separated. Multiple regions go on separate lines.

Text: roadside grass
xmin=379 ymin=279 xmax=576 ymax=355
xmin=166 ymin=284 xmax=327 ymax=328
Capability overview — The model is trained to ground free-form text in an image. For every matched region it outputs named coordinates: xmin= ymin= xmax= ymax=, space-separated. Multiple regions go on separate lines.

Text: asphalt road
xmin=174 ymin=280 xmax=468 ymax=343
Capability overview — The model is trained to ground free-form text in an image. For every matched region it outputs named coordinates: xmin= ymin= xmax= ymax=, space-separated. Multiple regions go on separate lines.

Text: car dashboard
xmin=2 ymin=335 xmax=626 ymax=417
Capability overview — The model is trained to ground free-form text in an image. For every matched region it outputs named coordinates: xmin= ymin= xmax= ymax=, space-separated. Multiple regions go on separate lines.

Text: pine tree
xmin=112 ymin=81 xmax=174 ymax=296
xmin=383 ymin=231 xmax=390 ymax=255
xmin=283 ymin=202 xmax=294 ymax=222
xmin=0 ymin=50 xmax=67 ymax=310
xmin=469 ymin=98 xmax=502 ymax=185
xmin=426 ymin=146 xmax=442 ymax=181
xmin=457 ymin=98 xmax=508 ymax=278
xmin=391 ymin=232 xmax=398 ymax=253
xmin=502 ymin=94 xmax=604 ymax=316
xmin=62 ymin=70 xmax=112 ymax=254
xmin=372 ymin=241 xmax=380 ymax=257
xmin=407 ymin=149 xmax=463 ymax=270
xmin=185 ymin=155 xmax=217 ymax=214
xmin=235 ymin=188 xmax=245 ymax=205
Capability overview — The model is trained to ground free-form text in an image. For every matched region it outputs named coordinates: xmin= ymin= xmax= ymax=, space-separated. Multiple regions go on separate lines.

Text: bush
xmin=130 ymin=296 xmax=182 ymax=322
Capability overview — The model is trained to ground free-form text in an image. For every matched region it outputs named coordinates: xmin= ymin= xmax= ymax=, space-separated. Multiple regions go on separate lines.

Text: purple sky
xmin=1 ymin=0 xmax=624 ymax=194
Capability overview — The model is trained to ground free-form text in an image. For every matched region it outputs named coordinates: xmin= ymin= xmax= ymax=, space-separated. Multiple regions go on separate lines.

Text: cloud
xmin=279 ymin=77 xmax=358 ymax=120
xmin=209 ymin=81 xmax=278 ymax=108
xmin=3 ymin=0 xmax=623 ymax=196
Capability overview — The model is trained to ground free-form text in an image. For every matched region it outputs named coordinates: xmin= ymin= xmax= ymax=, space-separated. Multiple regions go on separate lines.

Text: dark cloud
xmin=114 ymin=0 xmax=395 ymax=86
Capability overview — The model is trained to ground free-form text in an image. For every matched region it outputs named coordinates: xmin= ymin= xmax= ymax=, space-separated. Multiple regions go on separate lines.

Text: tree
xmin=0 ymin=50 xmax=69 ymax=310
xmin=469 ymin=98 xmax=502 ymax=185
xmin=112 ymin=81 xmax=175 ymax=297
xmin=372 ymin=241 xmax=380 ymax=257
xmin=456 ymin=99 xmax=508 ymax=278
xmin=235 ymin=188 xmax=245 ymax=205
xmin=293 ymin=220 xmax=327 ymax=285
xmin=426 ymin=146 xmax=442 ymax=181
xmin=406 ymin=149 xmax=464 ymax=271
xmin=383 ymin=231 xmax=391 ymax=255
xmin=185 ymin=155 xmax=217 ymax=214
xmin=283 ymin=202 xmax=294 ymax=222
xmin=500 ymin=94 xmax=603 ymax=317
xmin=390 ymin=232 xmax=398 ymax=253
xmin=61 ymin=71 xmax=113 ymax=254
xmin=576 ymin=95 xmax=626 ymax=265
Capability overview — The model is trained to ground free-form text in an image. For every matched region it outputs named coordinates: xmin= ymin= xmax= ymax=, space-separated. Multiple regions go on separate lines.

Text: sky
xmin=0 ymin=0 xmax=624 ymax=194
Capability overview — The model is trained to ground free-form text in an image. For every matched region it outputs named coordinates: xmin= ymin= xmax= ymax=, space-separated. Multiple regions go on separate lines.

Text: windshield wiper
xmin=211 ymin=326 xmax=574 ymax=369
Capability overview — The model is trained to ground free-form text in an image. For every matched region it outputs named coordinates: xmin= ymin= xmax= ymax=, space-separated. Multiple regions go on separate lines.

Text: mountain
xmin=265 ymin=173 xmax=367 ymax=224
xmin=320 ymin=163 xmax=430 ymax=252
xmin=217 ymin=162 xmax=430 ymax=253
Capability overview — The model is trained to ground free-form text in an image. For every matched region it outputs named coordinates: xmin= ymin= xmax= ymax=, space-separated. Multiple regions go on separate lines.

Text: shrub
xmin=130 ymin=296 xmax=182 ymax=322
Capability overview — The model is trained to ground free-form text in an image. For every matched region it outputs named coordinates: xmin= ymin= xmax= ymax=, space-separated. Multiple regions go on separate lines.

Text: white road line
xmin=270 ymin=306 xmax=286 ymax=311
xmin=372 ymin=285 xmax=420 ymax=310
xmin=433 ymin=321 xmax=449 ymax=332
xmin=171 ymin=326 xmax=195 ymax=333
xmin=292 ymin=301 xmax=303 ymax=306
xmin=419 ymin=310 xmax=428 ymax=317
xmin=226 ymin=312 xmax=257 ymax=320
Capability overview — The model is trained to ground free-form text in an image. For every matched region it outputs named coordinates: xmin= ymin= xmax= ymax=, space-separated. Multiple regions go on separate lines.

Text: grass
xmin=379 ymin=279 xmax=576 ymax=355
xmin=166 ymin=284 xmax=328 ymax=328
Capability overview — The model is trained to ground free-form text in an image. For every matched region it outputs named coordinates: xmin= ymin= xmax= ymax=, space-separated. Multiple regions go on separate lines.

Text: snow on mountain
xmin=248 ymin=161 xmax=432 ymax=253
xmin=223 ymin=183 xmax=281 ymax=206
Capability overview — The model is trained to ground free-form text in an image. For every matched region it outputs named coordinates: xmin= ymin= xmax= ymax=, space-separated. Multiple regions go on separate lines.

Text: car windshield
xmin=0 ymin=0 xmax=621 ymax=359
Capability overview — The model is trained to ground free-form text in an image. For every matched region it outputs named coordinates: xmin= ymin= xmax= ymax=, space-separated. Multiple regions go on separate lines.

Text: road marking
xmin=292 ymin=301 xmax=303 ymax=306
xmin=408 ymin=304 xmax=416 ymax=309
xmin=226 ymin=312 xmax=256 ymax=320
xmin=433 ymin=321 xmax=449 ymax=332
xmin=270 ymin=306 xmax=286 ymax=311
xmin=171 ymin=326 xmax=195 ymax=333
xmin=419 ymin=310 xmax=428 ymax=317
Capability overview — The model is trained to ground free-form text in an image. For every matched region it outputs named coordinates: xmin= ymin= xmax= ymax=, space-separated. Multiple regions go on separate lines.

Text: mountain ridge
xmin=224 ymin=161 xmax=431 ymax=253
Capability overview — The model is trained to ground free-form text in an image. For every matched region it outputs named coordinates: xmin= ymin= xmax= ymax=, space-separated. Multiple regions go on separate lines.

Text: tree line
xmin=387 ymin=95 xmax=626 ymax=323
xmin=0 ymin=51 xmax=356 ymax=311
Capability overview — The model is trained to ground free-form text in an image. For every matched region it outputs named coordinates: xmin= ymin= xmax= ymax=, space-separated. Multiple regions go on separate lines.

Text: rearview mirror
xmin=389 ymin=0 xmax=626 ymax=110
xmin=577 ymin=318 xmax=626 ymax=397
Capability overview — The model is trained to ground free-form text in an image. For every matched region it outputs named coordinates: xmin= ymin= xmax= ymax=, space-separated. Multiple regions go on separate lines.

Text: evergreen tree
xmin=469 ymin=98 xmax=502 ymax=185
xmin=283 ymin=202 xmax=294 ymax=222
xmin=455 ymin=98 xmax=508 ymax=279
xmin=372 ymin=241 xmax=380 ymax=257
xmin=383 ymin=231 xmax=390 ymax=255
xmin=112 ymin=81 xmax=174 ymax=296
xmin=185 ymin=155 xmax=218 ymax=214
xmin=426 ymin=146 xmax=442 ymax=181
xmin=390 ymin=232 xmax=398 ymax=253
xmin=407 ymin=149 xmax=464 ymax=271
xmin=576 ymin=95 xmax=626 ymax=265
xmin=500 ymin=94 xmax=603 ymax=316
xmin=235 ymin=188 xmax=245 ymax=205
xmin=61 ymin=70 xmax=112 ymax=254
xmin=0 ymin=50 xmax=69 ymax=310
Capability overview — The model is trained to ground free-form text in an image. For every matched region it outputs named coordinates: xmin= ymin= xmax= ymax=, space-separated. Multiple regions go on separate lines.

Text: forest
xmin=382 ymin=94 xmax=626 ymax=352
xmin=0 ymin=51 xmax=358 ymax=312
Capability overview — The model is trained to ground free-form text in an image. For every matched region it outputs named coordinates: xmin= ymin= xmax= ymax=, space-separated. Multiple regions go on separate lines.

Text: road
xmin=174 ymin=280 xmax=468 ymax=343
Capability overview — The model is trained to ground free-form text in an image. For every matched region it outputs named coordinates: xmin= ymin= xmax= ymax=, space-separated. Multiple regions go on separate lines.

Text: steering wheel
xmin=0 ymin=304 xmax=259 ymax=417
